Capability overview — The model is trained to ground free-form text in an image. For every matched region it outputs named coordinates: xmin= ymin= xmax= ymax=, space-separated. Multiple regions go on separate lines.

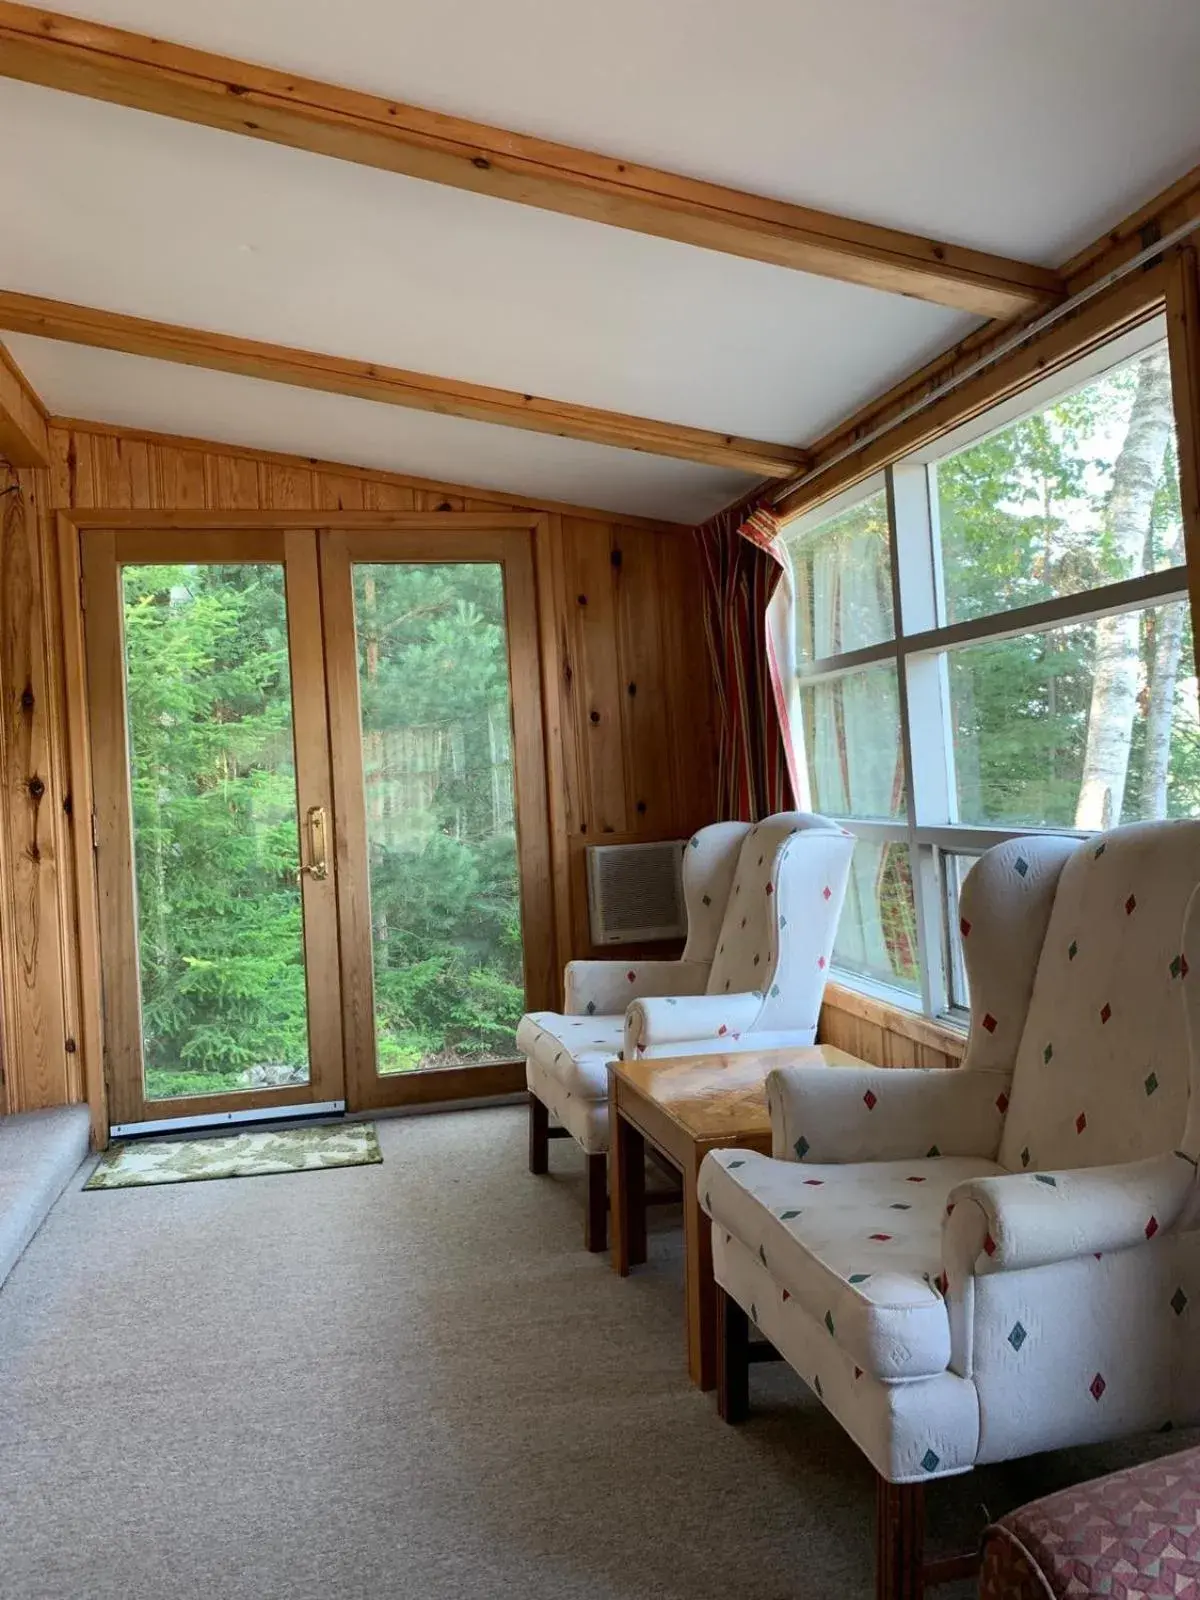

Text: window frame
xmin=782 ymin=313 xmax=1189 ymax=1026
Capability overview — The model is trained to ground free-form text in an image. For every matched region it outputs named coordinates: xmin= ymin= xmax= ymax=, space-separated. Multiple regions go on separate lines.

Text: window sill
xmin=821 ymin=979 xmax=968 ymax=1061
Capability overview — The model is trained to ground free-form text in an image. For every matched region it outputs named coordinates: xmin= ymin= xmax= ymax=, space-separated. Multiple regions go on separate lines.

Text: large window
xmin=783 ymin=322 xmax=1197 ymax=1019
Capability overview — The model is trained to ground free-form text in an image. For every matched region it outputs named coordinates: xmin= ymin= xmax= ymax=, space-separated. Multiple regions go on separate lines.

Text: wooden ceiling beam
xmin=0 ymin=338 xmax=49 ymax=466
xmin=0 ymin=3 xmax=1063 ymax=320
xmin=0 ymin=291 xmax=806 ymax=477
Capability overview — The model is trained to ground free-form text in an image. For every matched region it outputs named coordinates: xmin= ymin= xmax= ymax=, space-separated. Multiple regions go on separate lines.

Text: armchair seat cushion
xmin=515 ymin=1011 xmax=623 ymax=1101
xmin=700 ymin=1149 xmax=1003 ymax=1381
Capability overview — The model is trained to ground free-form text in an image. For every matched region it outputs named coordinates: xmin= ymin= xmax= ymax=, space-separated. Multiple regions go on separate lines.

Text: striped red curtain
xmin=697 ymin=503 xmax=798 ymax=822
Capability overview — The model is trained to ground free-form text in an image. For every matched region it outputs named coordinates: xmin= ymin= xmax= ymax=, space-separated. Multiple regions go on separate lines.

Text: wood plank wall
xmin=818 ymin=982 xmax=966 ymax=1070
xmin=0 ymin=464 xmax=79 ymax=1113
xmin=0 ymin=423 xmax=717 ymax=1114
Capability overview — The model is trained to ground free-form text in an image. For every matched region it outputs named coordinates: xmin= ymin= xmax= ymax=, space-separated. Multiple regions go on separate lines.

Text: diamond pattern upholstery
xmin=701 ymin=820 xmax=1200 ymax=1485
xmin=520 ymin=813 xmax=852 ymax=1159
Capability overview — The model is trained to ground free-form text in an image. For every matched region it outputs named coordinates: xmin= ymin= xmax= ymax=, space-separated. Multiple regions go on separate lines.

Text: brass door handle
xmin=297 ymin=805 xmax=329 ymax=882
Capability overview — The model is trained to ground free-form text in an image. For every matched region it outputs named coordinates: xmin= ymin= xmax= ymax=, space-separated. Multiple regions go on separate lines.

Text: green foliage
xmin=804 ymin=345 xmax=1197 ymax=991
xmin=354 ymin=563 xmax=523 ymax=1074
xmin=126 ymin=565 xmax=310 ymax=1093
xmin=937 ymin=358 xmax=1191 ymax=828
xmin=791 ymin=487 xmax=894 ymax=657
xmin=123 ymin=559 xmax=524 ymax=1101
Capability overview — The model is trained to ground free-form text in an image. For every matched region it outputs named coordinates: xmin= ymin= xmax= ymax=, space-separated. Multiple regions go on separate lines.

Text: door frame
xmin=319 ymin=523 xmax=555 ymax=1110
xmin=80 ymin=525 xmax=347 ymax=1130
xmin=59 ymin=512 xmax=556 ymax=1142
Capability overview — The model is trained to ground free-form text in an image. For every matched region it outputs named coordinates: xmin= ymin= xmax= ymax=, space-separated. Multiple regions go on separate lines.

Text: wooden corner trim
xmin=0 ymin=336 xmax=49 ymax=466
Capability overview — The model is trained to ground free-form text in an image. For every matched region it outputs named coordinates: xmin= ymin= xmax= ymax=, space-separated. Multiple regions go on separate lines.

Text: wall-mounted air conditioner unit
xmin=586 ymin=839 xmax=688 ymax=945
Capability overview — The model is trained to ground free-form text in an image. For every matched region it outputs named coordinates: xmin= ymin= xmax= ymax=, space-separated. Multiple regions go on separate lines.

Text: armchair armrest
xmin=624 ymin=991 xmax=761 ymax=1055
xmin=943 ymin=1152 xmax=1198 ymax=1275
xmin=564 ymin=958 xmax=709 ymax=1017
xmin=766 ymin=1064 xmax=1012 ymax=1163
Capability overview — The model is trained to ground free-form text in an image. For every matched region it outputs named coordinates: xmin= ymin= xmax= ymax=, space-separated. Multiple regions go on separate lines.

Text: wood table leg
xmin=683 ymin=1148 xmax=717 ymax=1390
xmin=609 ymin=1101 xmax=646 ymax=1274
xmin=627 ymin=1124 xmax=646 ymax=1268
xmin=585 ymin=1152 xmax=608 ymax=1253
xmin=717 ymin=1286 xmax=750 ymax=1422
xmin=528 ymin=1091 xmax=549 ymax=1175
xmin=877 ymin=1476 xmax=926 ymax=1600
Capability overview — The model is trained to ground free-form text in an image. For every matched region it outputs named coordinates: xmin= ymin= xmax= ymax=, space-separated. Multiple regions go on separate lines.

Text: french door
xmin=319 ymin=526 xmax=552 ymax=1112
xmin=83 ymin=519 xmax=551 ymax=1134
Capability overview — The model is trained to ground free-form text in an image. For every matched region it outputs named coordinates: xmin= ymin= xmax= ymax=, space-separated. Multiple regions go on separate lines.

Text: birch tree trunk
xmin=1138 ymin=528 xmax=1186 ymax=819
xmin=1074 ymin=350 xmax=1175 ymax=829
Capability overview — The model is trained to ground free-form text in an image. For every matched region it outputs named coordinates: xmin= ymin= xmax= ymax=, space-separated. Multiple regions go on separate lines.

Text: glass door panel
xmin=353 ymin=562 xmax=525 ymax=1073
xmin=85 ymin=530 xmax=344 ymax=1132
xmin=122 ymin=563 xmax=312 ymax=1101
xmin=319 ymin=523 xmax=553 ymax=1112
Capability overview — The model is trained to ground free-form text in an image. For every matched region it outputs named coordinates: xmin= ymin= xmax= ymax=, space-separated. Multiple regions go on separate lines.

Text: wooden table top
xmin=609 ymin=1045 xmax=866 ymax=1146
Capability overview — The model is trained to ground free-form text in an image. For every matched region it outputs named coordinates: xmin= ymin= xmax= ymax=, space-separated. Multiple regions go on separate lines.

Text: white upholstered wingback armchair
xmin=699 ymin=820 xmax=1200 ymax=1598
xmin=519 ymin=812 xmax=853 ymax=1249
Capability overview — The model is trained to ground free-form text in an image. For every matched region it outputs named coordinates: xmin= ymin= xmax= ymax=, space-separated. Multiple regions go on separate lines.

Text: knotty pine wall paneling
xmin=0 ymin=464 xmax=77 ymax=1113
xmin=817 ymin=982 xmax=965 ymax=1070
xmin=18 ymin=423 xmax=718 ymax=1127
xmin=552 ymin=513 xmax=717 ymax=961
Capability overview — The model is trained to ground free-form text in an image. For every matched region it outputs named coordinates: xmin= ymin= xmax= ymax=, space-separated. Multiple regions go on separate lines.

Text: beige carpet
xmin=0 ymin=1105 xmax=1190 ymax=1600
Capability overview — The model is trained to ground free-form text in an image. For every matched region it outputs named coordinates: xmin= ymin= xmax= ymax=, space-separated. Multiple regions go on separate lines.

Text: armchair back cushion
xmin=997 ymin=820 xmax=1200 ymax=1176
xmin=680 ymin=821 xmax=754 ymax=964
xmin=703 ymin=813 xmax=853 ymax=1035
xmin=959 ymin=836 xmax=1077 ymax=1076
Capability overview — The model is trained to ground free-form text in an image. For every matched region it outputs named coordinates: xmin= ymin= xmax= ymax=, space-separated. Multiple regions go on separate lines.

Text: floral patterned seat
xmin=700 ymin=820 xmax=1200 ymax=1593
xmin=520 ymin=812 xmax=854 ymax=1249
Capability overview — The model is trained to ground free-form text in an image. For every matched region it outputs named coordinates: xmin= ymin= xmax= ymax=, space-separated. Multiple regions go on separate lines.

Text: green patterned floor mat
xmin=86 ymin=1122 xmax=382 ymax=1189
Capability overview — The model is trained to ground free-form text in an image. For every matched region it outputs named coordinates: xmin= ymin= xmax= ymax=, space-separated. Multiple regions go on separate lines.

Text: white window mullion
xmin=888 ymin=463 xmax=952 ymax=1017
xmin=914 ymin=843 xmax=950 ymax=1018
xmin=893 ymin=464 xmax=955 ymax=826
xmin=925 ymin=462 xmax=959 ymax=828
xmin=905 ymin=564 xmax=1187 ymax=659
xmin=883 ymin=467 xmax=930 ymax=1014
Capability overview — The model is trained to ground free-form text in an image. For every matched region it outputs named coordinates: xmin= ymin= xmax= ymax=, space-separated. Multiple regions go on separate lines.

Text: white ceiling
xmin=7 ymin=335 xmax=756 ymax=522
xmin=3 ymin=1 xmax=1200 ymax=519
xmin=0 ymin=82 xmax=969 ymax=442
xmin=40 ymin=0 xmax=1200 ymax=261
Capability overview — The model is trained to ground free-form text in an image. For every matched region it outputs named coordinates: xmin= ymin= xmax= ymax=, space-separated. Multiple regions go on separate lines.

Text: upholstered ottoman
xmin=980 ymin=1446 xmax=1200 ymax=1599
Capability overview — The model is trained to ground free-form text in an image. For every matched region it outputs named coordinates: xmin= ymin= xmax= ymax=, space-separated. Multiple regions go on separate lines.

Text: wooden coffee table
xmin=607 ymin=1045 xmax=867 ymax=1391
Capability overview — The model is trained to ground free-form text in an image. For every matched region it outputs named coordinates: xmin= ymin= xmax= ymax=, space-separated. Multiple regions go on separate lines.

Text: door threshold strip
xmin=110 ymin=1100 xmax=346 ymax=1139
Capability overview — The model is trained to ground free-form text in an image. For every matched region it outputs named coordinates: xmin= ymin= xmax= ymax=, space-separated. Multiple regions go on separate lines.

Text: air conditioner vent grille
xmin=587 ymin=839 xmax=687 ymax=945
